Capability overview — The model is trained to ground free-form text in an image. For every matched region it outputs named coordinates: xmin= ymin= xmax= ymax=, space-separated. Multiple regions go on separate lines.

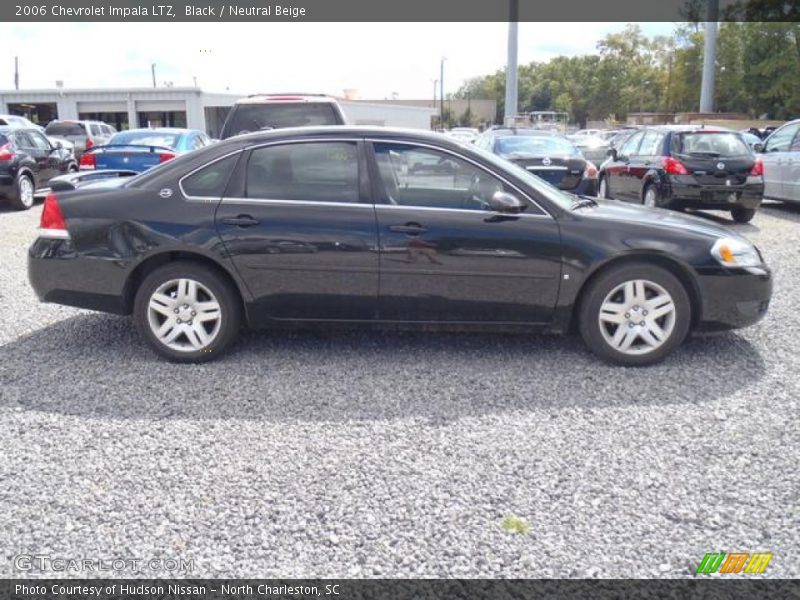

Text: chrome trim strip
xmin=365 ymin=137 xmax=553 ymax=218
xmin=373 ymin=204 xmax=549 ymax=218
xmin=38 ymin=228 xmax=70 ymax=239
xmin=220 ymin=197 xmax=373 ymax=208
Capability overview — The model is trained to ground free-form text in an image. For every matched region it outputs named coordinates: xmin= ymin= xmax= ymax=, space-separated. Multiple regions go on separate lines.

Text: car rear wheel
xmin=134 ymin=262 xmax=242 ymax=363
xmin=9 ymin=173 xmax=35 ymax=211
xmin=731 ymin=207 xmax=756 ymax=223
xmin=643 ymin=184 xmax=660 ymax=208
xmin=578 ymin=262 xmax=691 ymax=366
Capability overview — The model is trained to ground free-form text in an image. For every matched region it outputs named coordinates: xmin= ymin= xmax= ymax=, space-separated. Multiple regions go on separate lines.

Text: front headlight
xmin=711 ymin=237 xmax=762 ymax=268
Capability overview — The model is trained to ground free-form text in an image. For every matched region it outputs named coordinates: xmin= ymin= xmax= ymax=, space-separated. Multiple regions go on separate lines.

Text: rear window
xmin=495 ymin=135 xmax=578 ymax=157
xmin=109 ymin=131 xmax=181 ymax=149
xmin=224 ymin=102 xmax=340 ymax=137
xmin=45 ymin=122 xmax=86 ymax=136
xmin=676 ymin=132 xmax=750 ymax=157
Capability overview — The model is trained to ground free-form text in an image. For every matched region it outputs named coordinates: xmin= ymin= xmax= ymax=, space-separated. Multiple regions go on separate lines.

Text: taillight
xmin=79 ymin=152 xmax=96 ymax=170
xmin=85 ymin=138 xmax=94 ymax=150
xmin=158 ymin=152 xmax=176 ymax=163
xmin=0 ymin=143 xmax=13 ymax=160
xmin=750 ymin=158 xmax=764 ymax=177
xmin=584 ymin=161 xmax=598 ymax=178
xmin=663 ymin=156 xmax=690 ymax=175
xmin=39 ymin=193 xmax=69 ymax=238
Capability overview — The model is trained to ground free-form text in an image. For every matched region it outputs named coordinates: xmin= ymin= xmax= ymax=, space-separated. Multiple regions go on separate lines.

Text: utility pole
xmin=504 ymin=0 xmax=519 ymax=124
xmin=151 ymin=63 xmax=157 ymax=88
xmin=440 ymin=57 xmax=446 ymax=130
xmin=699 ymin=0 xmax=719 ymax=113
xmin=14 ymin=56 xmax=19 ymax=90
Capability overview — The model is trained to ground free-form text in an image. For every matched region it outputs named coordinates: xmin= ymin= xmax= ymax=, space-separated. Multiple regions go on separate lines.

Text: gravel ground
xmin=0 ymin=201 xmax=798 ymax=579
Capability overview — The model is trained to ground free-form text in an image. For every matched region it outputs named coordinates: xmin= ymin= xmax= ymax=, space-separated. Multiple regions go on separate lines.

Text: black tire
xmin=8 ymin=172 xmax=35 ymax=211
xmin=598 ymin=175 xmax=611 ymax=199
xmin=578 ymin=262 xmax=691 ymax=366
xmin=134 ymin=261 xmax=242 ymax=363
xmin=642 ymin=183 xmax=661 ymax=208
xmin=731 ymin=207 xmax=756 ymax=223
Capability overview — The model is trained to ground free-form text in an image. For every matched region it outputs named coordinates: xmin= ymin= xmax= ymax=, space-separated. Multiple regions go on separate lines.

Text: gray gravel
xmin=0 ymin=201 xmax=798 ymax=578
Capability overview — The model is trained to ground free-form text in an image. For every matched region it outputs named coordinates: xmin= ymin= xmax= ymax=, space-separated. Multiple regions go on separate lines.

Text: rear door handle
xmin=221 ymin=215 xmax=259 ymax=227
xmin=389 ymin=223 xmax=427 ymax=235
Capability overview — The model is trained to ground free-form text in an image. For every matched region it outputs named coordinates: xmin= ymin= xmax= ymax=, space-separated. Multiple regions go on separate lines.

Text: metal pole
xmin=504 ymin=0 xmax=519 ymax=124
xmin=440 ymin=58 xmax=445 ymax=129
xmin=699 ymin=0 xmax=719 ymax=113
xmin=151 ymin=63 xmax=157 ymax=88
xmin=14 ymin=56 xmax=19 ymax=90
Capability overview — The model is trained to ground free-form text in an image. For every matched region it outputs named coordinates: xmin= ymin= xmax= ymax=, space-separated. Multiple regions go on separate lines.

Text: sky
xmin=2 ymin=22 xmax=674 ymax=99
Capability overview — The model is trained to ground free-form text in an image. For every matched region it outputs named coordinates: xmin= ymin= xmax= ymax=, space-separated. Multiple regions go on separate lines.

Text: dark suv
xmin=598 ymin=126 xmax=764 ymax=223
xmin=220 ymin=94 xmax=347 ymax=139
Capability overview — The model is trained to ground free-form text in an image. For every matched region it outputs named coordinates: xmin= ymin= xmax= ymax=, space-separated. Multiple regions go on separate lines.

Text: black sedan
xmin=598 ymin=126 xmax=764 ymax=223
xmin=29 ymin=126 xmax=771 ymax=366
xmin=0 ymin=126 xmax=78 ymax=210
xmin=475 ymin=127 xmax=598 ymax=196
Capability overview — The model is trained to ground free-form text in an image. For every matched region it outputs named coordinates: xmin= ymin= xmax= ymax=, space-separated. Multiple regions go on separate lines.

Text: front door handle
xmin=221 ymin=214 xmax=259 ymax=227
xmin=389 ymin=223 xmax=427 ymax=235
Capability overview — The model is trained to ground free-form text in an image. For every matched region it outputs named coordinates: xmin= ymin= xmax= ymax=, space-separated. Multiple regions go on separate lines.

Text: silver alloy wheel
xmin=597 ymin=279 xmax=676 ymax=356
xmin=643 ymin=187 xmax=657 ymax=208
xmin=599 ymin=178 xmax=608 ymax=199
xmin=19 ymin=176 xmax=34 ymax=208
xmin=146 ymin=278 xmax=222 ymax=352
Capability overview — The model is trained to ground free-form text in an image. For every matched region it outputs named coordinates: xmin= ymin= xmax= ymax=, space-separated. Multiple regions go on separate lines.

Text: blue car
xmin=79 ymin=128 xmax=212 ymax=172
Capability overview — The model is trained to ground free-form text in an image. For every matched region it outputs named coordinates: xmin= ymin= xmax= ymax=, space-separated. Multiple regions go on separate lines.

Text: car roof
xmin=116 ymin=127 xmax=194 ymax=135
xmin=236 ymin=94 xmax=339 ymax=105
xmin=488 ymin=128 xmax=561 ymax=137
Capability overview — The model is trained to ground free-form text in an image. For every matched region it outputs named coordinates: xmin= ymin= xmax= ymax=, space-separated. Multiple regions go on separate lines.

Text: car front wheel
xmin=134 ymin=261 xmax=242 ymax=363
xmin=578 ymin=262 xmax=691 ymax=366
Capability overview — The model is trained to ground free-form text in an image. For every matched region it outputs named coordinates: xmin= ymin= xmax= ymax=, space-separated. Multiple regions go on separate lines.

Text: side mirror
xmin=607 ymin=147 xmax=618 ymax=160
xmin=489 ymin=191 xmax=525 ymax=213
xmin=753 ymin=142 xmax=764 ymax=153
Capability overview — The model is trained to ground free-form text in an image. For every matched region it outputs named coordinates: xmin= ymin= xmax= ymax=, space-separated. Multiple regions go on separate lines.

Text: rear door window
xmin=180 ymin=153 xmax=240 ymax=198
xmin=637 ymin=131 xmax=663 ymax=157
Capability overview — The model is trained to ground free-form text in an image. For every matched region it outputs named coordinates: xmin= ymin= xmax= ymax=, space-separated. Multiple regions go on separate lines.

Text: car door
xmin=606 ymin=130 xmax=644 ymax=201
xmin=214 ymin=138 xmax=379 ymax=321
xmin=369 ymin=140 xmax=562 ymax=323
xmin=761 ymin=122 xmax=800 ymax=200
xmin=12 ymin=131 xmax=46 ymax=185
xmin=786 ymin=129 xmax=800 ymax=202
xmin=628 ymin=130 xmax=663 ymax=201
xmin=28 ymin=130 xmax=61 ymax=185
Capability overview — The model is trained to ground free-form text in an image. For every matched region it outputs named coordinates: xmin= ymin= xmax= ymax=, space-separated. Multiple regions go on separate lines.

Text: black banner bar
xmin=3 ymin=0 xmax=800 ymax=22
xmin=4 ymin=580 xmax=800 ymax=600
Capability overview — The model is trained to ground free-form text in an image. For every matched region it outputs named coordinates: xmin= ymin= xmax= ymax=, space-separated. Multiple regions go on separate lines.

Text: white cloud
xmin=1 ymin=22 xmax=674 ymax=98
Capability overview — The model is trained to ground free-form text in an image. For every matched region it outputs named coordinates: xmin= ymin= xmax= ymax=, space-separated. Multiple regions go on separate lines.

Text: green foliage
xmin=454 ymin=23 xmax=800 ymax=124
xmin=501 ymin=515 xmax=530 ymax=535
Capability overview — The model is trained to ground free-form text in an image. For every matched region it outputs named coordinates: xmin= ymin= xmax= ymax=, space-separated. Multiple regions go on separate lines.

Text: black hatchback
xmin=598 ymin=126 xmax=764 ymax=223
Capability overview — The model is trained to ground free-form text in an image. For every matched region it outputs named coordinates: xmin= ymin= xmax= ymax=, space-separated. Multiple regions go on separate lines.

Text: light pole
xmin=440 ymin=57 xmax=446 ymax=130
xmin=699 ymin=0 xmax=719 ymax=113
xmin=151 ymin=63 xmax=157 ymax=88
xmin=504 ymin=0 xmax=519 ymax=124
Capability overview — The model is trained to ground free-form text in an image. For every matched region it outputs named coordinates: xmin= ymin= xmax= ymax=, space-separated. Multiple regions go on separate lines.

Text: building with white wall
xmin=0 ymin=88 xmax=436 ymax=136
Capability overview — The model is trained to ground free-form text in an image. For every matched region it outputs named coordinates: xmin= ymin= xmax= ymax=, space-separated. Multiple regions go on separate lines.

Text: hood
xmin=583 ymin=199 xmax=747 ymax=242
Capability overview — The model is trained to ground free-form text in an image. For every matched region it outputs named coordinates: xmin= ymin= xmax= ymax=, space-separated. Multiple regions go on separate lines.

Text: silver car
xmin=758 ymin=119 xmax=800 ymax=203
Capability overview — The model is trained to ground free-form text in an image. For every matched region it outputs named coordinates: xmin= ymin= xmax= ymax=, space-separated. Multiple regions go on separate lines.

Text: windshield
xmin=677 ymin=132 xmax=750 ymax=156
xmin=469 ymin=144 xmax=576 ymax=211
xmin=496 ymin=135 xmax=578 ymax=157
xmin=109 ymin=131 xmax=181 ymax=148
xmin=225 ymin=103 xmax=339 ymax=136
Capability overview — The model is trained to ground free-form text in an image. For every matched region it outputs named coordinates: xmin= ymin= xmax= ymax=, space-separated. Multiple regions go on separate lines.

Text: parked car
xmin=0 ymin=126 xmax=78 ymax=210
xmin=29 ymin=126 xmax=771 ymax=366
xmin=475 ymin=127 xmax=598 ymax=195
xmin=569 ymin=128 xmax=603 ymax=139
xmin=44 ymin=120 xmax=116 ymax=158
xmin=79 ymin=128 xmax=211 ymax=173
xmin=571 ymin=134 xmax=612 ymax=164
xmin=445 ymin=127 xmax=480 ymax=143
xmin=755 ymin=119 xmax=800 ymax=204
xmin=598 ymin=126 xmax=764 ymax=223
xmin=219 ymin=94 xmax=347 ymax=139
xmin=0 ymin=114 xmax=45 ymax=132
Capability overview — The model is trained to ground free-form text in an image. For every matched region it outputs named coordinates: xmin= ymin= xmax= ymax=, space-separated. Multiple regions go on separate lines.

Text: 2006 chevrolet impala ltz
xmin=28 ymin=127 xmax=772 ymax=365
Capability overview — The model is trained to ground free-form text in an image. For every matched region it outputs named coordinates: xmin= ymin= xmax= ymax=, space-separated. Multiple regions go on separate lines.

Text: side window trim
xmin=364 ymin=138 xmax=550 ymax=218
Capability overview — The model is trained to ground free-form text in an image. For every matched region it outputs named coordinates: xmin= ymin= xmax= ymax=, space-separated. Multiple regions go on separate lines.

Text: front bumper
xmin=695 ymin=264 xmax=772 ymax=331
xmin=28 ymin=237 xmax=130 ymax=314
xmin=666 ymin=176 xmax=764 ymax=210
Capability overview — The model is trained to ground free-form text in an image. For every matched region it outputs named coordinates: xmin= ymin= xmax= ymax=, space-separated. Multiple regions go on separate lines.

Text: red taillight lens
xmin=158 ymin=152 xmax=176 ymax=163
xmin=584 ymin=161 xmax=598 ymax=178
xmin=40 ymin=193 xmax=68 ymax=232
xmin=0 ymin=143 xmax=14 ymax=161
xmin=79 ymin=152 xmax=96 ymax=170
xmin=750 ymin=158 xmax=764 ymax=177
xmin=663 ymin=156 xmax=690 ymax=175
xmin=85 ymin=138 xmax=94 ymax=150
